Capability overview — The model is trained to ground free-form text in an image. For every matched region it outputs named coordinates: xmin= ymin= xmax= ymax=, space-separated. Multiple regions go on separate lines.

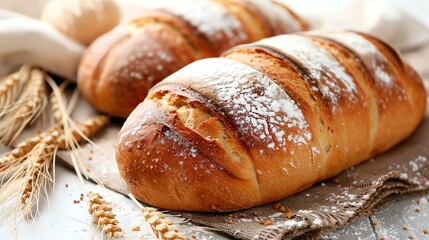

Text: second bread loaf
xmin=77 ymin=0 xmax=308 ymax=118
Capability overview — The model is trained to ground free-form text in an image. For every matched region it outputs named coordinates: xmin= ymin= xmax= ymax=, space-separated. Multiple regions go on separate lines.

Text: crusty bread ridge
xmin=116 ymin=30 xmax=427 ymax=212
xmin=78 ymin=0 xmax=308 ymax=118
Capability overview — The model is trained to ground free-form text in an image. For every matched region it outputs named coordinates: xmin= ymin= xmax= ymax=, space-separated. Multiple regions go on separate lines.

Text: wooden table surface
xmin=323 ymin=193 xmax=429 ymax=240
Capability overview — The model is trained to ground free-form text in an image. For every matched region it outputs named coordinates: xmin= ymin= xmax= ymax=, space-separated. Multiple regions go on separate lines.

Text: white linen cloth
xmin=280 ymin=0 xmax=429 ymax=50
xmin=0 ymin=9 xmax=84 ymax=80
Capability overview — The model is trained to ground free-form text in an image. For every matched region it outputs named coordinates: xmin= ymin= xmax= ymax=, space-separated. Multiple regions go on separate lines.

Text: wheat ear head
xmin=71 ymin=154 xmax=122 ymax=239
xmin=57 ymin=115 xmax=109 ymax=150
xmin=0 ymin=68 xmax=48 ymax=145
xmin=0 ymin=73 xmax=20 ymax=116
xmin=49 ymin=81 xmax=70 ymax=124
xmin=50 ymin=90 xmax=63 ymax=125
xmin=0 ymin=64 xmax=32 ymax=117
xmin=0 ymin=127 xmax=59 ymax=174
xmin=20 ymin=130 xmax=59 ymax=215
xmin=129 ymin=194 xmax=187 ymax=240
xmin=87 ymin=191 xmax=123 ymax=239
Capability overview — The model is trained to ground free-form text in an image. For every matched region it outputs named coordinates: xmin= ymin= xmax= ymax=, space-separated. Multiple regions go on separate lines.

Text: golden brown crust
xmin=78 ymin=18 xmax=198 ymax=118
xmin=129 ymin=10 xmax=217 ymax=57
xmin=215 ymin=0 xmax=272 ymax=41
xmin=116 ymin=30 xmax=427 ymax=212
xmin=117 ymin=87 xmax=262 ymax=211
xmin=78 ymin=0 xmax=308 ymax=118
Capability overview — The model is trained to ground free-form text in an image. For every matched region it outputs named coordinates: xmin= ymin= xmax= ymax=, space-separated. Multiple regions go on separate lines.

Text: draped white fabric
xmin=279 ymin=0 xmax=429 ymax=50
xmin=0 ymin=9 xmax=84 ymax=80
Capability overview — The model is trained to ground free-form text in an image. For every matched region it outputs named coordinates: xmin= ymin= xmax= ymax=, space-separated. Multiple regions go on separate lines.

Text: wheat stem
xmin=67 ymin=86 xmax=80 ymax=114
xmin=44 ymin=75 xmax=90 ymax=179
xmin=57 ymin=115 xmax=109 ymax=150
xmin=129 ymin=194 xmax=187 ymax=240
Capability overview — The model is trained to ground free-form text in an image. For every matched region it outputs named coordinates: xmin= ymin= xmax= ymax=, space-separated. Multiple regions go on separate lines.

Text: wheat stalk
xmin=0 ymin=67 xmax=48 ymax=145
xmin=0 ymin=130 xmax=59 ymax=225
xmin=0 ymin=65 xmax=115 ymax=233
xmin=57 ymin=115 xmax=109 ymax=150
xmin=45 ymin=75 xmax=98 ymax=186
xmin=0 ymin=65 xmax=116 ymax=237
xmin=1 ymin=75 xmax=106 ymax=175
xmin=44 ymin=75 xmax=96 ymax=173
xmin=129 ymin=194 xmax=187 ymax=240
xmin=0 ymin=115 xmax=108 ymax=175
xmin=49 ymin=78 xmax=116 ymax=238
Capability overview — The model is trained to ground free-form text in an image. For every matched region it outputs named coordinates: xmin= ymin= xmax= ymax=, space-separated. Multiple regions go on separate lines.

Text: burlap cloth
xmin=57 ymin=47 xmax=429 ymax=239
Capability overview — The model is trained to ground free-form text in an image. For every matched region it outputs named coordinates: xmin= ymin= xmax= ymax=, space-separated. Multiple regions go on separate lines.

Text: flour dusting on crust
xmin=326 ymin=32 xmax=394 ymax=85
xmin=165 ymin=58 xmax=312 ymax=151
xmin=257 ymin=35 xmax=358 ymax=108
xmin=114 ymin=42 xmax=173 ymax=86
xmin=161 ymin=0 xmax=247 ymax=48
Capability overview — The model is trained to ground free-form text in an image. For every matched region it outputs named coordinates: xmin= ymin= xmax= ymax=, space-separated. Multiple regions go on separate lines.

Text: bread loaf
xmin=116 ymin=30 xmax=427 ymax=212
xmin=41 ymin=0 xmax=120 ymax=46
xmin=78 ymin=0 xmax=308 ymax=118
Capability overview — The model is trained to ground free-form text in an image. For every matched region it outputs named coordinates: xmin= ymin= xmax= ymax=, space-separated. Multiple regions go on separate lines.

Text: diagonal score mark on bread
xmin=151 ymin=89 xmax=261 ymax=187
